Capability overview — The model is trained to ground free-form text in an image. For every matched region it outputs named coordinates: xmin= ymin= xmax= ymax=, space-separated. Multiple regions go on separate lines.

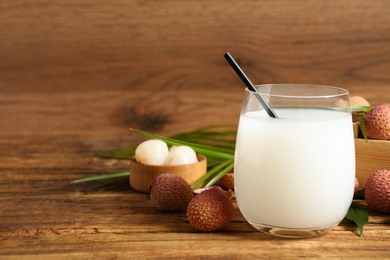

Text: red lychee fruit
xmin=335 ymin=96 xmax=371 ymax=122
xmin=354 ymin=177 xmax=360 ymax=197
xmin=364 ymin=169 xmax=390 ymax=214
xmin=364 ymin=103 xmax=390 ymax=140
xmin=150 ymin=174 xmax=194 ymax=212
xmin=350 ymin=96 xmax=370 ymax=107
xmin=187 ymin=186 xmax=235 ymax=232
xmin=219 ymin=173 xmax=235 ymax=190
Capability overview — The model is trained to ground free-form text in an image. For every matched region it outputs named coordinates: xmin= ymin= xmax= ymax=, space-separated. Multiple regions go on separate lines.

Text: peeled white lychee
xmin=135 ymin=139 xmax=169 ymax=165
xmin=165 ymin=145 xmax=198 ymax=166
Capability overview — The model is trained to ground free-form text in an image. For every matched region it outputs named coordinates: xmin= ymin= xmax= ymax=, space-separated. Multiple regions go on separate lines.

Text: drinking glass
xmin=234 ymin=84 xmax=355 ymax=238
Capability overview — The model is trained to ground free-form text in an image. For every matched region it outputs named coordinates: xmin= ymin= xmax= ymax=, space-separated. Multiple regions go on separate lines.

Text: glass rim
xmin=246 ymin=84 xmax=349 ymax=99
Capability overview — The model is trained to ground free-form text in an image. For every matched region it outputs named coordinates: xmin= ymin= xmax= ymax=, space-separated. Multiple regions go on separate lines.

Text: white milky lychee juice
xmin=234 ymin=108 xmax=355 ymax=229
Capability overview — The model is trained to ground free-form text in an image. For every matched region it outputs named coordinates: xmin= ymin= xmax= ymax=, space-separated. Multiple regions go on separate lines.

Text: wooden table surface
xmin=1 ymin=1 xmax=390 ymax=259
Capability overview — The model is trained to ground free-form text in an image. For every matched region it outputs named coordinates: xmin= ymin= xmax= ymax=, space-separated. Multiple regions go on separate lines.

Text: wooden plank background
xmin=1 ymin=0 xmax=390 ymax=258
xmin=1 ymin=0 xmax=390 ymax=139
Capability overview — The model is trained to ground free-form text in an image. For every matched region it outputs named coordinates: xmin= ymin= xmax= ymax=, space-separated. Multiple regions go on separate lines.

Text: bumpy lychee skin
xmin=350 ymin=96 xmax=371 ymax=107
xmin=187 ymin=186 xmax=235 ymax=232
xmin=354 ymin=178 xmax=360 ymax=197
xmin=219 ymin=173 xmax=235 ymax=190
xmin=364 ymin=103 xmax=390 ymax=140
xmin=364 ymin=169 xmax=390 ymax=214
xmin=351 ymin=96 xmax=371 ymax=122
xmin=335 ymin=96 xmax=371 ymax=122
xmin=335 ymin=96 xmax=370 ymax=108
xmin=150 ymin=174 xmax=194 ymax=212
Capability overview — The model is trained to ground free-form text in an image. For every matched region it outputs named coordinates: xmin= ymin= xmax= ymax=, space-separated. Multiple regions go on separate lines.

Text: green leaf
xmin=71 ymin=126 xmax=237 ymax=187
xmin=345 ymin=206 xmax=369 ymax=237
xmin=94 ymin=125 xmax=237 ymax=160
xmin=70 ymin=171 xmax=130 ymax=184
xmin=204 ymin=160 xmax=235 ymax=188
xmin=351 ymin=106 xmax=373 ymax=112
xmin=358 ymin=116 xmax=368 ymax=142
xmin=170 ymin=125 xmax=237 ymax=149
xmin=129 ymin=128 xmax=234 ymax=160
xmin=191 ymin=158 xmax=234 ymax=189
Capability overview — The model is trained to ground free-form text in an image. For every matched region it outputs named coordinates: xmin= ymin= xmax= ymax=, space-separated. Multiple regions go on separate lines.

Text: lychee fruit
xmin=350 ymin=96 xmax=371 ymax=107
xmin=150 ymin=174 xmax=194 ymax=212
xmin=187 ymin=186 xmax=235 ymax=232
xmin=135 ymin=139 xmax=169 ymax=165
xmin=219 ymin=173 xmax=235 ymax=190
xmin=364 ymin=169 xmax=390 ymax=214
xmin=363 ymin=103 xmax=390 ymax=140
xmin=165 ymin=145 xmax=198 ymax=166
xmin=354 ymin=177 xmax=359 ymax=197
xmin=335 ymin=96 xmax=371 ymax=122
xmin=350 ymin=96 xmax=371 ymax=122
xmin=335 ymin=96 xmax=370 ymax=108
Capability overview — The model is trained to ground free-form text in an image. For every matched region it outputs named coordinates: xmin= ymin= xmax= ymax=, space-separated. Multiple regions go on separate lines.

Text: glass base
xmin=248 ymin=221 xmax=339 ymax=238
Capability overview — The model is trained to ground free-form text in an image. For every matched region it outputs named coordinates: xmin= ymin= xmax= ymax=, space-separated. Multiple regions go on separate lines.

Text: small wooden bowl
xmin=129 ymin=154 xmax=207 ymax=193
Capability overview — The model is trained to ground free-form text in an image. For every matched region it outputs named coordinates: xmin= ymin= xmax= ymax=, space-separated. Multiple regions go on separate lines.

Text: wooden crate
xmin=353 ymin=123 xmax=390 ymax=188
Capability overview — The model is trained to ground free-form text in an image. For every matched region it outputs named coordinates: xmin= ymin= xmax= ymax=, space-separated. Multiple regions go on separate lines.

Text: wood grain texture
xmin=355 ymin=139 xmax=390 ymax=188
xmin=0 ymin=0 xmax=390 ymax=258
xmin=1 ymin=0 xmax=389 ymax=137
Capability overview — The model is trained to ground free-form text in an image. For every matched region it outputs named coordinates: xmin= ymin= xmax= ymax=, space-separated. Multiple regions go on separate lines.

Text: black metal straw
xmin=224 ymin=52 xmax=278 ymax=119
